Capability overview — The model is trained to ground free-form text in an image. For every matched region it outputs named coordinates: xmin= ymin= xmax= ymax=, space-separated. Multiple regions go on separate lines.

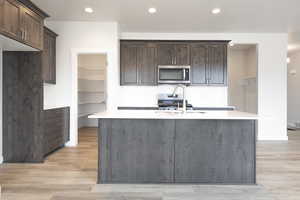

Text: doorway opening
xmin=77 ymin=53 xmax=107 ymax=144
xmin=228 ymin=44 xmax=258 ymax=114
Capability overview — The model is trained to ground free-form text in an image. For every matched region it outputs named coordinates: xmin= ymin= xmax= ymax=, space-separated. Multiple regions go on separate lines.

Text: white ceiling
xmin=31 ymin=0 xmax=300 ymax=50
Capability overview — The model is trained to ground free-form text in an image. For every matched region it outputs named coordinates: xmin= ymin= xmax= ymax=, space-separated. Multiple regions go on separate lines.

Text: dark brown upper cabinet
xmin=190 ymin=44 xmax=207 ymax=84
xmin=21 ymin=6 xmax=44 ymax=50
xmin=0 ymin=0 xmax=22 ymax=39
xmin=191 ymin=42 xmax=228 ymax=85
xmin=120 ymin=40 xmax=228 ymax=86
xmin=0 ymin=0 xmax=49 ymax=50
xmin=139 ymin=43 xmax=157 ymax=85
xmin=207 ymin=44 xmax=227 ymax=85
xmin=120 ymin=42 xmax=157 ymax=86
xmin=42 ymin=27 xmax=58 ymax=84
xmin=120 ymin=43 xmax=139 ymax=85
xmin=157 ymin=43 xmax=190 ymax=66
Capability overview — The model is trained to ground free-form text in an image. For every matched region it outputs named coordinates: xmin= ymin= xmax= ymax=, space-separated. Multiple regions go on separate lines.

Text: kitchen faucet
xmin=171 ymin=84 xmax=187 ymax=113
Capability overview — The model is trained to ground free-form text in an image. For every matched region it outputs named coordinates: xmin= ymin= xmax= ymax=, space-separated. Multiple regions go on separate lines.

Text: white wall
xmin=287 ymin=51 xmax=300 ymax=125
xmin=121 ymin=32 xmax=288 ymax=140
xmin=44 ymin=21 xmax=119 ymax=146
xmin=118 ymin=86 xmax=227 ymax=107
xmin=0 ymin=44 xmax=3 ymax=163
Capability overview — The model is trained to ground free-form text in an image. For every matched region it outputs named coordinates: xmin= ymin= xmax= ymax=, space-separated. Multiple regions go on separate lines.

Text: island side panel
xmin=174 ymin=119 xmax=256 ymax=184
xmin=98 ymin=119 xmax=113 ymax=183
xmin=98 ymin=119 xmax=175 ymax=183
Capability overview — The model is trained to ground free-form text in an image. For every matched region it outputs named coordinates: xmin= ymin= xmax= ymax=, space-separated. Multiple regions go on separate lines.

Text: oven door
xmin=158 ymin=66 xmax=190 ymax=84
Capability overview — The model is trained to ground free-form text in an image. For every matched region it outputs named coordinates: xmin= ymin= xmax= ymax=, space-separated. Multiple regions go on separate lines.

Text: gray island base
xmin=97 ymin=118 xmax=256 ymax=184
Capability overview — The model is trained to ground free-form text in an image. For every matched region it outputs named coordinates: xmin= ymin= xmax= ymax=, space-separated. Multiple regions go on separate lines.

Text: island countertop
xmin=88 ymin=110 xmax=258 ymax=120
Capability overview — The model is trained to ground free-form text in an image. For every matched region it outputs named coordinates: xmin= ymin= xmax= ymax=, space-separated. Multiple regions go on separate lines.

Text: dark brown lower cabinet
xmin=43 ymin=107 xmax=70 ymax=156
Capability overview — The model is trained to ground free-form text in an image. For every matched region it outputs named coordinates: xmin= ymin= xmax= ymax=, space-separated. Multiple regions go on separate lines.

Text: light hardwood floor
xmin=0 ymin=128 xmax=299 ymax=200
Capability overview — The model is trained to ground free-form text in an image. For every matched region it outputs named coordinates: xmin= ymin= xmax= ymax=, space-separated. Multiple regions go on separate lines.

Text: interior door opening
xmin=77 ymin=53 xmax=107 ymax=143
xmin=228 ymin=44 xmax=258 ymax=114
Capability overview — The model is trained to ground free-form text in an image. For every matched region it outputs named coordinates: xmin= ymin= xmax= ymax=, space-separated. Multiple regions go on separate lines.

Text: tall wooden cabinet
xmin=0 ymin=0 xmax=48 ymax=50
xmin=42 ymin=27 xmax=58 ymax=84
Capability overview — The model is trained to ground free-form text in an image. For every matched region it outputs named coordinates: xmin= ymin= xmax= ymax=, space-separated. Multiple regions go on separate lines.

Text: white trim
xmin=0 ymin=155 xmax=3 ymax=164
xmin=258 ymin=136 xmax=289 ymax=141
xmin=70 ymin=48 xmax=110 ymax=147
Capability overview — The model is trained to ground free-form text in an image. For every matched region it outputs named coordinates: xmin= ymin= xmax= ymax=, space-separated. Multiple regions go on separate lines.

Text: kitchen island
xmin=89 ymin=110 xmax=258 ymax=184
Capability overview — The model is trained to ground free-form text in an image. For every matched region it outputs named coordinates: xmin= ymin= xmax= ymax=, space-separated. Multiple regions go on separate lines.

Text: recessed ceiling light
xmin=212 ymin=8 xmax=221 ymax=15
xmin=85 ymin=7 xmax=93 ymax=13
xmin=148 ymin=7 xmax=157 ymax=14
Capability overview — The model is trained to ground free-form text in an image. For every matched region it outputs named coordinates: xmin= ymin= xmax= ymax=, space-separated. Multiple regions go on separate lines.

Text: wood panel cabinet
xmin=0 ymin=0 xmax=48 ymax=50
xmin=207 ymin=44 xmax=227 ymax=85
xmin=42 ymin=27 xmax=58 ymax=84
xmin=44 ymin=107 xmax=70 ymax=156
xmin=190 ymin=44 xmax=207 ymax=84
xmin=120 ymin=40 xmax=228 ymax=86
xmin=120 ymin=42 xmax=157 ymax=85
xmin=99 ymin=119 xmax=175 ymax=183
xmin=0 ymin=0 xmax=22 ymax=39
xmin=3 ymin=51 xmax=44 ymax=163
xmin=157 ymin=43 xmax=190 ymax=66
xmin=120 ymin=43 xmax=139 ymax=85
xmin=21 ymin=6 xmax=44 ymax=50
xmin=191 ymin=42 xmax=227 ymax=85
xmin=139 ymin=43 xmax=157 ymax=85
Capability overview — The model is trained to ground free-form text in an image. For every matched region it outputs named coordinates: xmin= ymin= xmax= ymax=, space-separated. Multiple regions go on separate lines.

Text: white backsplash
xmin=117 ymin=85 xmax=228 ymax=107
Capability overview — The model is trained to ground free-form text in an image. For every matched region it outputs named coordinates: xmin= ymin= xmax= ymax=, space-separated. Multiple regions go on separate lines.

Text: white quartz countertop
xmin=88 ymin=110 xmax=258 ymax=120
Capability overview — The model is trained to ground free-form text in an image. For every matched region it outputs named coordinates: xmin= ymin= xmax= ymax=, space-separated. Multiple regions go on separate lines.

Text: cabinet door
xmin=100 ymin=119 xmax=175 ymax=183
xmin=157 ymin=44 xmax=176 ymax=65
xmin=139 ymin=43 xmax=157 ymax=85
xmin=0 ymin=0 xmax=22 ymax=40
xmin=207 ymin=44 xmax=227 ymax=85
xmin=174 ymin=120 xmax=255 ymax=184
xmin=120 ymin=44 xmax=139 ymax=85
xmin=21 ymin=7 xmax=44 ymax=50
xmin=190 ymin=44 xmax=207 ymax=84
xmin=42 ymin=27 xmax=57 ymax=84
xmin=175 ymin=44 xmax=190 ymax=65
xmin=48 ymin=32 xmax=56 ymax=82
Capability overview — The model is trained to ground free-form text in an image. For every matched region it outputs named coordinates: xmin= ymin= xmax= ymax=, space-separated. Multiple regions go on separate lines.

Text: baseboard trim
xmin=258 ymin=136 xmax=289 ymax=141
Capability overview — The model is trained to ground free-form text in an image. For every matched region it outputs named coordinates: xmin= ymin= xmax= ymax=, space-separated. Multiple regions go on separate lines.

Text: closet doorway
xmin=77 ymin=53 xmax=107 ymax=143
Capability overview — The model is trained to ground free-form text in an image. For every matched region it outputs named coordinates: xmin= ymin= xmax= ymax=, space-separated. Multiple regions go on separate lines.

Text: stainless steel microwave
xmin=158 ymin=65 xmax=191 ymax=84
